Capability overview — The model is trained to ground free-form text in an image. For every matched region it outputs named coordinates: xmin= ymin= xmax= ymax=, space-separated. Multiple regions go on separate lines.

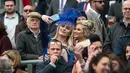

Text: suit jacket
xmin=108 ymin=2 xmax=123 ymax=22
xmin=86 ymin=9 xmax=107 ymax=42
xmin=46 ymin=0 xmax=78 ymax=16
xmin=36 ymin=56 xmax=73 ymax=73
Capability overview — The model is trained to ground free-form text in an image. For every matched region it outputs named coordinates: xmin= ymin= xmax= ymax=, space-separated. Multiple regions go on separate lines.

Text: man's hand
xmin=38 ymin=56 xmax=43 ymax=60
xmin=50 ymin=55 xmax=58 ymax=64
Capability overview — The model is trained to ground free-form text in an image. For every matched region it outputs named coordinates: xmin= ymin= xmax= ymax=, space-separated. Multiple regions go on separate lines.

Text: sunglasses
xmin=50 ymin=41 xmax=62 ymax=46
xmin=24 ymin=9 xmax=33 ymax=12
xmin=94 ymin=1 xmax=104 ymax=3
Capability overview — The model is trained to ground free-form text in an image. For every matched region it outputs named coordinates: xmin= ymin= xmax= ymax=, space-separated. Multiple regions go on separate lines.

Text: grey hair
xmin=0 ymin=58 xmax=12 ymax=73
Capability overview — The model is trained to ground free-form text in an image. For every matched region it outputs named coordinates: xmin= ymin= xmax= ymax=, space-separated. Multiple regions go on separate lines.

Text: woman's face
xmin=58 ymin=24 xmax=72 ymax=37
xmin=125 ymin=46 xmax=130 ymax=60
xmin=112 ymin=60 xmax=120 ymax=72
xmin=74 ymin=24 xmax=85 ymax=39
xmin=93 ymin=57 xmax=110 ymax=73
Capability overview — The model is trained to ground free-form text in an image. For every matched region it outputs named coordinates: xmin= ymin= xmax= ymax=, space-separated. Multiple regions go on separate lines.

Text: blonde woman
xmin=72 ymin=20 xmax=95 ymax=73
xmin=52 ymin=22 xmax=75 ymax=63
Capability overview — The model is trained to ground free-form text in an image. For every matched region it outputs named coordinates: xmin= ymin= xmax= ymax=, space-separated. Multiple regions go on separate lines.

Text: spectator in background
xmin=16 ymin=12 xmax=43 ymax=60
xmin=88 ymin=53 xmax=112 ymax=73
xmin=86 ymin=0 xmax=107 ymax=43
xmin=76 ymin=0 xmax=89 ymax=12
xmin=108 ymin=0 xmax=123 ymax=22
xmin=36 ymin=39 xmax=73 ymax=73
xmin=0 ymin=21 xmax=12 ymax=55
xmin=107 ymin=53 xmax=125 ymax=73
xmin=1 ymin=50 xmax=27 ymax=73
xmin=76 ymin=11 xmax=87 ymax=23
xmin=15 ymin=5 xmax=35 ymax=41
xmin=103 ymin=0 xmax=130 ymax=54
xmin=0 ymin=0 xmax=23 ymax=49
xmin=35 ymin=0 xmax=51 ymax=15
xmin=123 ymin=42 xmax=130 ymax=68
xmin=0 ymin=57 xmax=12 ymax=73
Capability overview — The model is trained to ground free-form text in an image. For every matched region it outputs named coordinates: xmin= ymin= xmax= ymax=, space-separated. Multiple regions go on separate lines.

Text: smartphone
xmin=76 ymin=39 xmax=91 ymax=48
xmin=49 ymin=14 xmax=60 ymax=23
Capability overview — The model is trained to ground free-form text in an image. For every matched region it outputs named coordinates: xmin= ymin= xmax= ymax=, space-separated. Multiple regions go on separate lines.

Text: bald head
xmin=23 ymin=5 xmax=34 ymax=19
xmin=122 ymin=0 xmax=130 ymax=20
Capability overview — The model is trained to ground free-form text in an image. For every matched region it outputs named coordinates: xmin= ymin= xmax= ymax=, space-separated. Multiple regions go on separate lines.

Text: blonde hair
xmin=2 ymin=50 xmax=21 ymax=68
xmin=53 ymin=24 xmax=74 ymax=51
xmin=77 ymin=20 xmax=95 ymax=37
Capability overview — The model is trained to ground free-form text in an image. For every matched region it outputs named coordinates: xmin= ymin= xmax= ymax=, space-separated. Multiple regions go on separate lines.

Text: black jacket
xmin=103 ymin=20 xmax=130 ymax=53
xmin=36 ymin=56 xmax=73 ymax=73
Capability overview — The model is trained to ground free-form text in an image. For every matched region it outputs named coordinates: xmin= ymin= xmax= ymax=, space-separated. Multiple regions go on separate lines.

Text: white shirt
xmin=4 ymin=13 xmax=19 ymax=49
xmin=85 ymin=3 xmax=91 ymax=13
xmin=59 ymin=0 xmax=67 ymax=13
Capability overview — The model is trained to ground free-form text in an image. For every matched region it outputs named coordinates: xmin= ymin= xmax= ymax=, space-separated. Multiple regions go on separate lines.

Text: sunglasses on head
xmin=24 ymin=9 xmax=33 ymax=12
xmin=94 ymin=0 xmax=104 ymax=3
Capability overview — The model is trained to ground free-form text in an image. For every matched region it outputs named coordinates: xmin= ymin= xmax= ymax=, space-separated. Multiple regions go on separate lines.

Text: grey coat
xmin=16 ymin=28 xmax=42 ymax=60
xmin=86 ymin=9 xmax=107 ymax=42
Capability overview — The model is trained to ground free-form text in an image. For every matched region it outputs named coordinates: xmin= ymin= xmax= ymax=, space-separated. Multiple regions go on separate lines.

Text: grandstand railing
xmin=21 ymin=60 xmax=42 ymax=73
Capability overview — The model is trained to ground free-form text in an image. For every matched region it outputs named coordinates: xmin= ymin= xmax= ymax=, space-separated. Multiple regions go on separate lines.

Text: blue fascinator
xmin=56 ymin=8 xmax=81 ymax=26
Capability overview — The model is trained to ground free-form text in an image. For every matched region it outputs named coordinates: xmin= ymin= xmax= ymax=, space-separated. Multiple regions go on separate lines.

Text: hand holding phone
xmin=76 ymin=39 xmax=91 ymax=48
xmin=49 ymin=14 xmax=60 ymax=23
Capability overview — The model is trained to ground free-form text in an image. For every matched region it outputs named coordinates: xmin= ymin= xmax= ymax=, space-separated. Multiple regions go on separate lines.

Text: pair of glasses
xmin=123 ymin=8 xmax=130 ymax=11
xmin=94 ymin=1 xmax=104 ymax=3
xmin=24 ymin=9 xmax=33 ymax=12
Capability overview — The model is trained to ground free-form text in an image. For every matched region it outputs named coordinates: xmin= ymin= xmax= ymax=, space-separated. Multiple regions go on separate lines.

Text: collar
xmin=5 ymin=12 xmax=17 ymax=19
xmin=29 ymin=28 xmax=40 ymax=38
xmin=123 ymin=18 xmax=130 ymax=27
xmin=89 ymin=8 xmax=101 ymax=19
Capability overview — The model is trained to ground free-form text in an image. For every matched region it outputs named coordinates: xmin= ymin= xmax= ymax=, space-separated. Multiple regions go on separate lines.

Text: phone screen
xmin=49 ymin=14 xmax=60 ymax=23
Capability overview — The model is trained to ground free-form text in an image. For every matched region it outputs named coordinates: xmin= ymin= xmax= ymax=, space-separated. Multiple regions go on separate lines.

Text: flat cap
xmin=27 ymin=12 xmax=41 ymax=19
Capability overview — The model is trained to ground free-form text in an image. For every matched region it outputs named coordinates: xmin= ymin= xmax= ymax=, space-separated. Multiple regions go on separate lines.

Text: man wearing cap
xmin=16 ymin=12 xmax=43 ymax=60
xmin=15 ymin=5 xmax=35 ymax=42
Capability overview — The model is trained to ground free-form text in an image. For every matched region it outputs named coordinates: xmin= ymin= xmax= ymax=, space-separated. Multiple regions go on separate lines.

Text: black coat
xmin=36 ymin=57 xmax=73 ymax=73
xmin=103 ymin=20 xmax=130 ymax=53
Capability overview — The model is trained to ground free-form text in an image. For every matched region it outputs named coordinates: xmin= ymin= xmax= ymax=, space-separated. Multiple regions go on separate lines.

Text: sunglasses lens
xmin=24 ymin=10 xmax=33 ymax=12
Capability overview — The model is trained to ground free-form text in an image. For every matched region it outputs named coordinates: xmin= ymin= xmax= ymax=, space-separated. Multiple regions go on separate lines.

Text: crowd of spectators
xmin=1 ymin=0 xmax=130 ymax=73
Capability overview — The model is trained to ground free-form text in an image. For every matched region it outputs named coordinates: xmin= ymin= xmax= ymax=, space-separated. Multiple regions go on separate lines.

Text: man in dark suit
xmin=36 ymin=39 xmax=73 ymax=73
xmin=108 ymin=1 xmax=123 ymax=22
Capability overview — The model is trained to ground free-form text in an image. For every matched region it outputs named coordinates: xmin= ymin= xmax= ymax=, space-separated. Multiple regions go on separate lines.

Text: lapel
xmin=87 ymin=9 xmax=103 ymax=31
